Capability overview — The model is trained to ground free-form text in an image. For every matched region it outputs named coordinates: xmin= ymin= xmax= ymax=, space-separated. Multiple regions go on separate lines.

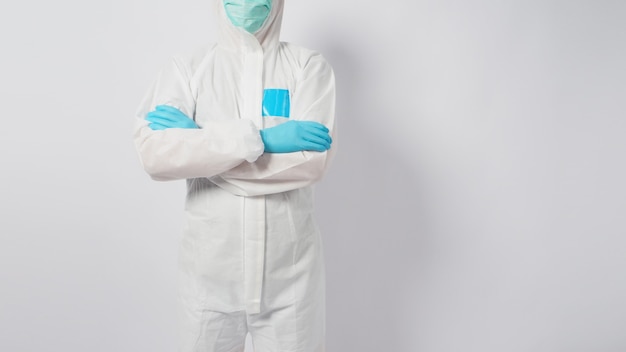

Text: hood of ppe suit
xmin=215 ymin=0 xmax=284 ymax=52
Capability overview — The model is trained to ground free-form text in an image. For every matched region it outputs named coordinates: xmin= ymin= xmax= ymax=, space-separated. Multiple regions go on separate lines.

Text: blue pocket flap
xmin=262 ymin=89 xmax=290 ymax=118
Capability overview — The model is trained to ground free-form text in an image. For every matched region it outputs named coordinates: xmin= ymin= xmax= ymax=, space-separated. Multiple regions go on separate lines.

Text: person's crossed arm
xmin=145 ymin=104 xmax=332 ymax=153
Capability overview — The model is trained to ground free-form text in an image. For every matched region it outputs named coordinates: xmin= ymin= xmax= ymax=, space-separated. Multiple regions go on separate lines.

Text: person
xmin=133 ymin=0 xmax=336 ymax=351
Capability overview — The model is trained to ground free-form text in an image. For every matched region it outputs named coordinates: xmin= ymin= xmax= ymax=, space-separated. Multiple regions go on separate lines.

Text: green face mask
xmin=223 ymin=0 xmax=272 ymax=34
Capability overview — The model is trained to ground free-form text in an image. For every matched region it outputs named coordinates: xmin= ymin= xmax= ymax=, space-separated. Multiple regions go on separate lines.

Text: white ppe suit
xmin=133 ymin=0 xmax=336 ymax=351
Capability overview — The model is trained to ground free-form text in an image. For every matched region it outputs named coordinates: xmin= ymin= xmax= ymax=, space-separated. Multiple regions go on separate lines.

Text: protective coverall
xmin=133 ymin=0 xmax=336 ymax=351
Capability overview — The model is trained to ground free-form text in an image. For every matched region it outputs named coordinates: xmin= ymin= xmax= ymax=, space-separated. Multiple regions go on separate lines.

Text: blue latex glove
xmin=145 ymin=105 xmax=198 ymax=130
xmin=260 ymin=120 xmax=332 ymax=153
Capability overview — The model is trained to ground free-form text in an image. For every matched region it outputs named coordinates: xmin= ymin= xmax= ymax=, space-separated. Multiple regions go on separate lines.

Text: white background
xmin=1 ymin=0 xmax=625 ymax=351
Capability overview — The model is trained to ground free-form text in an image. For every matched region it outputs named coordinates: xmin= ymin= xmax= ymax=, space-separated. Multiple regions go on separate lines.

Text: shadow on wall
xmin=314 ymin=31 xmax=436 ymax=351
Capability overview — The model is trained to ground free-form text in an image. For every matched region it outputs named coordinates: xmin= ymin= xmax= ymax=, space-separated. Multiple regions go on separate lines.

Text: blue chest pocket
xmin=262 ymin=89 xmax=290 ymax=118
